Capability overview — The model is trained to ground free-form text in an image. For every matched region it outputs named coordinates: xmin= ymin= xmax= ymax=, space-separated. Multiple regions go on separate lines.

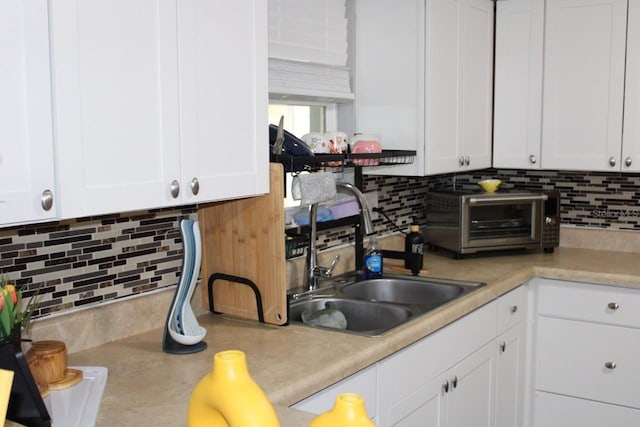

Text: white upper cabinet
xmin=178 ymin=0 xmax=268 ymax=204
xmin=0 ymin=0 xmax=57 ymax=226
xmin=623 ymin=0 xmax=640 ymax=170
xmin=51 ymin=0 xmax=268 ymax=219
xmin=51 ymin=0 xmax=182 ymax=218
xmin=493 ymin=0 xmax=544 ymax=169
xmin=352 ymin=0 xmax=494 ymax=176
xmin=540 ymin=0 xmax=627 ymax=171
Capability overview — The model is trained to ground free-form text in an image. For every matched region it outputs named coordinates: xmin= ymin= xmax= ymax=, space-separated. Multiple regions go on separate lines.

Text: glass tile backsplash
xmin=2 ymin=168 xmax=640 ymax=319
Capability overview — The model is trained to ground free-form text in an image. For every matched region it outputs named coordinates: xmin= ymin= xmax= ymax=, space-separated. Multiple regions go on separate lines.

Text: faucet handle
xmin=314 ymin=255 xmax=341 ymax=278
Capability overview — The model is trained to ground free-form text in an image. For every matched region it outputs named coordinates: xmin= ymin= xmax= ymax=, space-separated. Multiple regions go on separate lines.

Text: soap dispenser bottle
xmin=404 ymin=225 xmax=424 ymax=271
xmin=363 ymin=235 xmax=383 ymax=279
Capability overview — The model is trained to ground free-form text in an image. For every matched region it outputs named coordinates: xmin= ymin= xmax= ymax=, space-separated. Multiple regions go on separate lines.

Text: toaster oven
xmin=424 ymin=190 xmax=560 ymax=257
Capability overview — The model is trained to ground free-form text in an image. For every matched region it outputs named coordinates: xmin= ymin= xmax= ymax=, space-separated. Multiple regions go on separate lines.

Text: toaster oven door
xmin=461 ymin=194 xmax=546 ymax=250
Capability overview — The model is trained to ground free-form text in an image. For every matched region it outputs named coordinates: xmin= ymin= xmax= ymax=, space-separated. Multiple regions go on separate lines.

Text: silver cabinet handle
xmin=605 ymin=362 xmax=617 ymax=370
xmin=190 ymin=177 xmax=200 ymax=196
xmin=442 ymin=380 xmax=449 ymax=393
xmin=464 ymin=156 xmax=470 ymax=166
xmin=529 ymin=154 xmax=537 ymax=164
xmin=452 ymin=376 xmax=458 ymax=388
xmin=608 ymin=302 xmax=620 ymax=310
xmin=609 ymin=156 xmax=617 ymax=167
xmin=41 ymin=189 xmax=54 ymax=211
xmin=500 ymin=341 xmax=506 ymax=353
xmin=170 ymin=180 xmax=180 ymax=199
xmin=511 ymin=305 xmax=518 ymax=314
xmin=625 ymin=157 xmax=632 ymax=167
xmin=459 ymin=156 xmax=465 ymax=167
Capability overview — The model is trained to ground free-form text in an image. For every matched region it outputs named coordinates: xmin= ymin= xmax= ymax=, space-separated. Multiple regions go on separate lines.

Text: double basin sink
xmin=288 ymin=273 xmax=485 ymax=337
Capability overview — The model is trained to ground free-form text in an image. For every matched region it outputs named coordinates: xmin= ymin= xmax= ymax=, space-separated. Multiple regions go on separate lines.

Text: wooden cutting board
xmin=198 ymin=163 xmax=287 ymax=325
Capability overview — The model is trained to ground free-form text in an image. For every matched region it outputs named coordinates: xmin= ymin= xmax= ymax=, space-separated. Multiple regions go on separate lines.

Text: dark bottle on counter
xmin=363 ymin=235 xmax=383 ymax=279
xmin=404 ymin=225 xmax=424 ymax=271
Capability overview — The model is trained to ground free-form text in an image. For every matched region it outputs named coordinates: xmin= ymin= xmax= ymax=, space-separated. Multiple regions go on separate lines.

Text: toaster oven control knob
xmin=529 ymin=154 xmax=537 ymax=164
xmin=545 ymin=216 xmax=556 ymax=226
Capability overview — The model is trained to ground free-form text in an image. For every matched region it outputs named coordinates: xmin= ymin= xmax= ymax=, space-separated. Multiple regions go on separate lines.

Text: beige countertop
xmin=61 ymin=246 xmax=640 ymax=427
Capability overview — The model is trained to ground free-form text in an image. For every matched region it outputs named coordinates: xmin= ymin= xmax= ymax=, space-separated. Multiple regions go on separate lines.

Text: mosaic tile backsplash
xmin=3 ymin=167 xmax=640 ymax=319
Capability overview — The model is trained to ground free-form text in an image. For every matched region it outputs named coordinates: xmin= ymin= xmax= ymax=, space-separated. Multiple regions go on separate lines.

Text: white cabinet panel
xmin=178 ymin=0 xmax=268 ymax=203
xmin=447 ymin=341 xmax=495 ymax=427
xmin=541 ymin=0 xmax=627 ymax=171
xmin=534 ymin=391 xmax=640 ymax=427
xmin=352 ymin=0 xmax=494 ymax=176
xmin=536 ymin=316 xmax=640 ymax=409
xmin=51 ymin=0 xmax=182 ymax=218
xmin=495 ymin=323 xmax=526 ymax=427
xmin=493 ymin=0 xmax=544 ymax=169
xmin=537 ymin=279 xmax=640 ymax=328
xmin=0 ymin=0 xmax=57 ymax=226
xmin=623 ymin=0 xmax=640 ymax=171
xmin=292 ymin=364 xmax=377 ymax=417
xmin=51 ymin=0 xmax=268 ymax=219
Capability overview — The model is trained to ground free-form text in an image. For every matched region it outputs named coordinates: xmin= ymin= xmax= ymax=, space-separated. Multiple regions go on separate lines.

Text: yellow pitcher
xmin=187 ymin=350 xmax=280 ymax=427
xmin=309 ymin=393 xmax=376 ymax=427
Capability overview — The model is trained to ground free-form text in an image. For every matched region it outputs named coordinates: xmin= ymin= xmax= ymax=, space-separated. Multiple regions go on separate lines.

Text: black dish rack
xmin=272 ymin=149 xmax=417 ymax=269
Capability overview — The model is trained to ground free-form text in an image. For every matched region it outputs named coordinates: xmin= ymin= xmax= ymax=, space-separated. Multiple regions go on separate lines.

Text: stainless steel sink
xmin=288 ymin=297 xmax=413 ymax=336
xmin=288 ymin=273 xmax=485 ymax=337
xmin=340 ymin=277 xmax=467 ymax=309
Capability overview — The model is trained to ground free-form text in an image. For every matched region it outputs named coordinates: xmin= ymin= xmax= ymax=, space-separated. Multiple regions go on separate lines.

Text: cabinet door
xmin=292 ymin=365 xmax=377 ymax=418
xmin=447 ymin=341 xmax=496 ymax=427
xmin=495 ymin=323 xmax=525 ymax=427
xmin=534 ymin=391 xmax=640 ymax=427
xmin=0 ymin=0 xmax=57 ymax=225
xmin=51 ymin=0 xmax=182 ymax=218
xmin=427 ymin=0 xmax=494 ymax=174
xmin=457 ymin=0 xmax=494 ymax=171
xmin=386 ymin=373 xmax=447 ymax=427
xmin=623 ymin=0 xmax=640 ymax=171
xmin=178 ymin=0 xmax=268 ymax=203
xmin=493 ymin=0 xmax=544 ymax=169
xmin=541 ymin=0 xmax=627 ymax=171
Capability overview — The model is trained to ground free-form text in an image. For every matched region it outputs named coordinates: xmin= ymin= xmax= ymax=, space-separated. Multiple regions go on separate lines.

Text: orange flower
xmin=0 ymin=293 xmax=4 ymax=312
xmin=3 ymin=284 xmax=17 ymax=305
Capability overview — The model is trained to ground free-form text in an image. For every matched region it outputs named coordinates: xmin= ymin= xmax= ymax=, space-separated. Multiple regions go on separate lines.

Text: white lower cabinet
xmin=533 ymin=392 xmax=640 ymax=427
xmin=292 ymin=364 xmax=377 ymax=420
xmin=291 ymin=289 xmax=529 ymax=427
xmin=495 ymin=323 xmax=526 ymax=427
xmin=529 ymin=278 xmax=640 ymax=426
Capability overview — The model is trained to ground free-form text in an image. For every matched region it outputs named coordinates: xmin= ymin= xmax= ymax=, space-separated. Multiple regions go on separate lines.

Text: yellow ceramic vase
xmin=309 ymin=393 xmax=376 ymax=427
xmin=187 ymin=350 xmax=280 ymax=427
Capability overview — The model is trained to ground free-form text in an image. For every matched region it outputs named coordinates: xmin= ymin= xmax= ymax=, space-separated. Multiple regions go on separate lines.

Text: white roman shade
xmin=268 ymin=0 xmax=353 ymax=101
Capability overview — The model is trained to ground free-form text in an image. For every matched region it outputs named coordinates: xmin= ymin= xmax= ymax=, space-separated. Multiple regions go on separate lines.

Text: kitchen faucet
xmin=305 ymin=181 xmax=375 ymax=291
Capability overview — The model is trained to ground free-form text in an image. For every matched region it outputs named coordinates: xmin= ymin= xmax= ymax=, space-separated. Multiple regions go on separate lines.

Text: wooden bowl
xmin=29 ymin=340 xmax=67 ymax=384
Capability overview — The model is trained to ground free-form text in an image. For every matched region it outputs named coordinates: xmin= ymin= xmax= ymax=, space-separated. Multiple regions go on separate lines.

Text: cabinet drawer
xmin=537 ymin=279 xmax=640 ymax=328
xmin=536 ymin=317 xmax=640 ymax=409
xmin=497 ymin=285 xmax=525 ymax=333
xmin=534 ymin=391 xmax=640 ymax=427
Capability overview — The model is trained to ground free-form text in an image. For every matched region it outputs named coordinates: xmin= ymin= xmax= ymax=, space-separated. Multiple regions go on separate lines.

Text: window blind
xmin=268 ymin=0 xmax=353 ymax=101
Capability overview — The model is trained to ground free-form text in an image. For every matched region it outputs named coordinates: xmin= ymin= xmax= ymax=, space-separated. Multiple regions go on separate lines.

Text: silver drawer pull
xmin=511 ymin=305 xmax=518 ymax=314
xmin=605 ymin=362 xmax=617 ymax=370
xmin=500 ymin=341 xmax=506 ymax=353
xmin=607 ymin=302 xmax=620 ymax=310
